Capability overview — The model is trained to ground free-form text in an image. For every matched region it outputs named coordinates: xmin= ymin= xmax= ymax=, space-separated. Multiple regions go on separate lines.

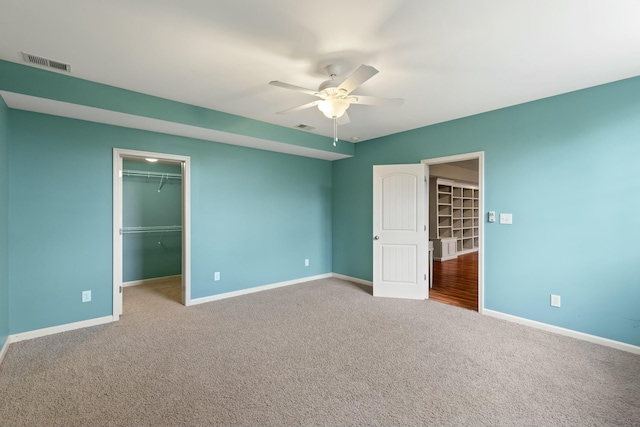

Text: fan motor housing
xmin=319 ymin=79 xmax=346 ymax=96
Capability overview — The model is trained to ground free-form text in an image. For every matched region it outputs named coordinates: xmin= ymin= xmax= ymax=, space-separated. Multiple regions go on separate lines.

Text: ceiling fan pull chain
xmin=333 ymin=118 xmax=338 ymax=146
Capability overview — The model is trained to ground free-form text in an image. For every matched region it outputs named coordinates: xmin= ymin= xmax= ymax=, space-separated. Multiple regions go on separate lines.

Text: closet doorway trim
xmin=113 ymin=148 xmax=192 ymax=320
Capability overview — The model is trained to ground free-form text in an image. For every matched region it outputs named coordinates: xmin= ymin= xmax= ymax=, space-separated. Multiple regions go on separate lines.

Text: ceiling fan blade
xmin=276 ymin=100 xmax=321 ymax=115
xmin=337 ymin=65 xmax=379 ymax=94
xmin=348 ymin=95 xmax=404 ymax=107
xmin=269 ymin=81 xmax=321 ymax=97
xmin=337 ymin=112 xmax=350 ymax=125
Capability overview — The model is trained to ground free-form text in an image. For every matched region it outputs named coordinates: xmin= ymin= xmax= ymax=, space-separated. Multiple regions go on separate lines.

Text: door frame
xmin=113 ymin=148 xmax=192 ymax=320
xmin=421 ymin=151 xmax=484 ymax=313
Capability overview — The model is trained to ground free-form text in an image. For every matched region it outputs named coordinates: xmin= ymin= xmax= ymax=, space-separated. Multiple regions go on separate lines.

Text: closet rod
xmin=122 ymin=169 xmax=182 ymax=180
xmin=122 ymin=225 xmax=182 ymax=234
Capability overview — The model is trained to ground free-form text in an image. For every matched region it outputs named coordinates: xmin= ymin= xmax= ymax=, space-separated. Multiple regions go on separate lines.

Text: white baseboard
xmin=123 ymin=274 xmax=182 ymax=287
xmin=484 ymin=309 xmax=640 ymax=355
xmin=9 ymin=315 xmax=115 ymax=343
xmin=9 ymin=276 xmax=635 ymax=357
xmin=188 ymin=273 xmax=333 ymax=306
xmin=332 ymin=273 xmax=373 ymax=287
xmin=329 ymin=275 xmax=640 ymax=355
xmin=6 ymin=274 xmax=332 ymax=345
xmin=0 ymin=335 xmax=9 ymax=366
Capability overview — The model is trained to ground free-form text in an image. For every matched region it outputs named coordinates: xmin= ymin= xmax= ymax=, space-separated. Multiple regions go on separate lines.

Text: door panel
xmin=382 ymin=244 xmax=417 ymax=283
xmin=373 ymin=164 xmax=427 ymax=299
xmin=382 ymin=174 xmax=417 ymax=231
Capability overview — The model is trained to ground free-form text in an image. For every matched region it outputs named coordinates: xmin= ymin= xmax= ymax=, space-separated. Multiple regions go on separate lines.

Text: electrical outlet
xmin=214 ymin=272 xmax=220 ymax=281
xmin=82 ymin=290 xmax=91 ymax=303
xmin=550 ymin=294 xmax=561 ymax=308
xmin=305 ymin=259 xmax=309 ymax=267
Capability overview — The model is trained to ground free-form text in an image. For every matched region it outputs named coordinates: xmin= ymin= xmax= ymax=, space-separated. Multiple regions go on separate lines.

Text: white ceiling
xmin=1 ymin=0 xmax=640 ymax=144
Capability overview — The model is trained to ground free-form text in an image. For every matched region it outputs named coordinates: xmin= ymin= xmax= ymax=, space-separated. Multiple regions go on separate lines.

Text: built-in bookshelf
xmin=429 ymin=178 xmax=479 ymax=261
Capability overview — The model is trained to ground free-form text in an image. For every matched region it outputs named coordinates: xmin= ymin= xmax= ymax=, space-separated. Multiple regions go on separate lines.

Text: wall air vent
xmin=22 ymin=52 xmax=71 ymax=72
xmin=294 ymin=124 xmax=316 ymax=131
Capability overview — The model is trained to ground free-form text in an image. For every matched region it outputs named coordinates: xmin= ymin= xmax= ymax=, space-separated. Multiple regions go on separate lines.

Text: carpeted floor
xmin=0 ymin=277 xmax=639 ymax=426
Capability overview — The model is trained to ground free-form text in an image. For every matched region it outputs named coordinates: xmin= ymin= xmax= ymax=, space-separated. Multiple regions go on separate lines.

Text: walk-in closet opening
xmin=113 ymin=149 xmax=191 ymax=319
xmin=424 ymin=154 xmax=482 ymax=312
xmin=122 ymin=158 xmax=182 ymax=301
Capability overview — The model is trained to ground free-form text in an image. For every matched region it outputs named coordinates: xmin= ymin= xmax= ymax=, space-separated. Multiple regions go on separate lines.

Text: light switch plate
xmin=499 ymin=213 xmax=513 ymax=224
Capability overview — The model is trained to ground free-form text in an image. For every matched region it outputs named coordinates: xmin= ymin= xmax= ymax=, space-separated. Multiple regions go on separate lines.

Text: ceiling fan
xmin=269 ymin=64 xmax=403 ymax=145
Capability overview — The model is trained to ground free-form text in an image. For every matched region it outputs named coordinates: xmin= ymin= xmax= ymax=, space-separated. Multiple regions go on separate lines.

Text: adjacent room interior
xmin=428 ymin=159 xmax=480 ymax=311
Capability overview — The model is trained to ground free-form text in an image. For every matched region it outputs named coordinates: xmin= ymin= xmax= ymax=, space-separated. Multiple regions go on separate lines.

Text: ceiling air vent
xmin=294 ymin=124 xmax=316 ymax=131
xmin=22 ymin=52 xmax=71 ymax=72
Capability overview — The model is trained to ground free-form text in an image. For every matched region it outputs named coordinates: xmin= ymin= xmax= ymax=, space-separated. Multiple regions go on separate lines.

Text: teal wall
xmin=122 ymin=160 xmax=182 ymax=282
xmin=7 ymin=110 xmax=332 ymax=334
xmin=0 ymin=60 xmax=354 ymax=158
xmin=0 ymin=96 xmax=8 ymax=346
xmin=2 ymin=58 xmax=639 ymax=348
xmin=333 ymin=76 xmax=640 ymax=346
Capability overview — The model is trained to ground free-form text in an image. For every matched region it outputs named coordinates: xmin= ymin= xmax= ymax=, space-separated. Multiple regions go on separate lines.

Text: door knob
xmin=373 ymin=235 xmax=380 ymax=240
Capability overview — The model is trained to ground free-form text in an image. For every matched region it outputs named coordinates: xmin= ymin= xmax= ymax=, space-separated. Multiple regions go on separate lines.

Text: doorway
xmin=113 ymin=148 xmax=191 ymax=320
xmin=423 ymin=152 xmax=484 ymax=313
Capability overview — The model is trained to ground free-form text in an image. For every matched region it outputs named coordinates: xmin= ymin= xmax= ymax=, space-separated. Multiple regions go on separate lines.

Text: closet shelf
xmin=123 ymin=169 xmax=181 ymax=191
xmin=122 ymin=225 xmax=182 ymax=234
xmin=122 ymin=169 xmax=181 ymax=180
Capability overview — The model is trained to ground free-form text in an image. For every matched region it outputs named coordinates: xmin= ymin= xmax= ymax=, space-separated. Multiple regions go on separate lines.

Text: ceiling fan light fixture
xmin=318 ymin=99 xmax=349 ymax=119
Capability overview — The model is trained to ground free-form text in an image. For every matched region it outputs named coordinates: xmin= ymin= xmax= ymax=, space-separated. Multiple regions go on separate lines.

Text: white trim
xmin=113 ymin=149 xmax=122 ymax=319
xmin=181 ymin=157 xmax=192 ymax=307
xmin=422 ymin=151 xmax=485 ymax=314
xmin=188 ymin=273 xmax=332 ymax=306
xmin=333 ymin=272 xmax=639 ymax=355
xmin=0 ymin=336 xmax=9 ymax=366
xmin=123 ymin=274 xmax=182 ymax=287
xmin=113 ymin=148 xmax=192 ymax=319
xmin=456 ymin=249 xmax=479 ymax=256
xmin=484 ymin=309 xmax=640 ymax=355
xmin=6 ymin=283 xmax=635 ymax=360
xmin=9 ymin=316 xmax=115 ymax=343
xmin=433 ymin=255 xmax=458 ymax=262
xmin=332 ymin=273 xmax=373 ymax=287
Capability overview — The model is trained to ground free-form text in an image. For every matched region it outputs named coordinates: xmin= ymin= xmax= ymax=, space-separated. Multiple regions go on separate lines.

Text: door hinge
xmin=424 ymin=274 xmax=427 ymax=281
xmin=424 ymin=225 xmax=426 ymax=231
xmin=119 ymin=286 xmax=123 ymax=294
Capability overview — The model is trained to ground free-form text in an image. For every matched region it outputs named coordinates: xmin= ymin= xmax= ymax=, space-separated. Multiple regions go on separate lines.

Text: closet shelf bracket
xmin=158 ymin=174 xmax=166 ymax=192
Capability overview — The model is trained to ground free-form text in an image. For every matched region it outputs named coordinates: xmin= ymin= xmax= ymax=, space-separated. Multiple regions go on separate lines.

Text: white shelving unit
xmin=429 ymin=178 xmax=479 ymax=261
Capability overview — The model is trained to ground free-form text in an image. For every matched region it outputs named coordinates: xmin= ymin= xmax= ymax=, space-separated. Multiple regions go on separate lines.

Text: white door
xmin=373 ymin=164 xmax=428 ymax=299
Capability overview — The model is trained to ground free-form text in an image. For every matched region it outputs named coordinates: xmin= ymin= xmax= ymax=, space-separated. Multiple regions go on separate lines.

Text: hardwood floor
xmin=429 ymin=251 xmax=478 ymax=311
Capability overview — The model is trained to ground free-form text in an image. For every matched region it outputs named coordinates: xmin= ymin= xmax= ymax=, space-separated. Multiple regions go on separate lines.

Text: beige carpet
xmin=0 ymin=277 xmax=639 ymax=426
